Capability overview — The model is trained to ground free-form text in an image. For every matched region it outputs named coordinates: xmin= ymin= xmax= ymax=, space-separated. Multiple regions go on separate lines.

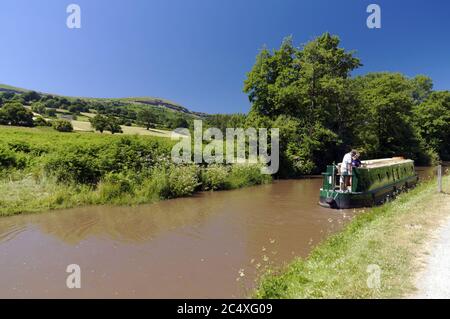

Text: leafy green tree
xmin=0 ymin=102 xmax=34 ymax=127
xmin=90 ymin=114 xmax=109 ymax=133
xmin=352 ymin=73 xmax=423 ymax=159
xmin=168 ymin=116 xmax=189 ymax=129
xmin=34 ymin=116 xmax=51 ymax=127
xmin=411 ymin=75 xmax=433 ymax=104
xmin=106 ymin=116 xmax=123 ymax=134
xmin=90 ymin=114 xmax=122 ymax=134
xmin=138 ymin=109 xmax=157 ymax=130
xmin=243 ymin=33 xmax=361 ymax=175
xmin=22 ymin=91 xmax=41 ymax=103
xmin=31 ymin=102 xmax=46 ymax=115
xmin=45 ymin=108 xmax=57 ymax=117
xmin=52 ymin=119 xmax=73 ymax=132
xmin=413 ymin=91 xmax=450 ymax=160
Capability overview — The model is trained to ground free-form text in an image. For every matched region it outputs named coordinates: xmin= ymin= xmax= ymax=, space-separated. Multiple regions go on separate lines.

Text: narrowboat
xmin=319 ymin=158 xmax=419 ymax=209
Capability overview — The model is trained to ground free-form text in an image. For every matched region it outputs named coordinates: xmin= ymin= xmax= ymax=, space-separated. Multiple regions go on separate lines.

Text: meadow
xmin=0 ymin=125 xmax=271 ymax=216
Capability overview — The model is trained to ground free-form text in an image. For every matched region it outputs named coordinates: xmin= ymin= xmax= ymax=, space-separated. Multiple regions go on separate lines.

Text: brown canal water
xmin=0 ymin=167 xmax=436 ymax=298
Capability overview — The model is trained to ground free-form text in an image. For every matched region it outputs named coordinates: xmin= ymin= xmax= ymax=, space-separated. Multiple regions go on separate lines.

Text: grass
xmin=255 ymin=174 xmax=450 ymax=299
xmin=69 ymin=119 xmax=177 ymax=137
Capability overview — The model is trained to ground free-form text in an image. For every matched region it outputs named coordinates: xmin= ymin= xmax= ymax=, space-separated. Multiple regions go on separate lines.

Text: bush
xmin=0 ymin=146 xmax=17 ymax=168
xmin=201 ymin=164 xmax=229 ymax=190
xmin=34 ymin=116 xmax=51 ymax=127
xmin=44 ymin=148 xmax=101 ymax=184
xmin=52 ymin=119 xmax=73 ymax=132
xmin=0 ymin=102 xmax=34 ymax=127
xmin=96 ymin=137 xmax=153 ymax=173
xmin=7 ymin=141 xmax=31 ymax=153
xmin=227 ymin=164 xmax=271 ymax=189
xmin=161 ymin=164 xmax=200 ymax=198
xmin=98 ymin=172 xmax=134 ymax=201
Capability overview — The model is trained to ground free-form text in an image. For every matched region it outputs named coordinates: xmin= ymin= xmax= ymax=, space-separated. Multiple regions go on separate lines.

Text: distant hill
xmin=0 ymin=83 xmax=206 ymax=117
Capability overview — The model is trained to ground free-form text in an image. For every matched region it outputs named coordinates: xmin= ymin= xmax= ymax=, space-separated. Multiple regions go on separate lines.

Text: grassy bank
xmin=255 ymin=174 xmax=450 ymax=298
xmin=0 ymin=126 xmax=271 ymax=216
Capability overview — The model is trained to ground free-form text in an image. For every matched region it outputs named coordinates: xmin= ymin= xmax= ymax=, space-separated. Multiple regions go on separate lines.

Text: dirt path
xmin=413 ymin=210 xmax=450 ymax=298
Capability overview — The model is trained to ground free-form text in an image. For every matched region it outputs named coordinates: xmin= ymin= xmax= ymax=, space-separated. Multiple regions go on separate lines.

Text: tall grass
xmin=0 ymin=126 xmax=272 ymax=216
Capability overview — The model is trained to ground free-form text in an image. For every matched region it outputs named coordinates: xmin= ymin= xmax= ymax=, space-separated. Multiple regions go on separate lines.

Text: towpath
xmin=413 ymin=204 xmax=450 ymax=298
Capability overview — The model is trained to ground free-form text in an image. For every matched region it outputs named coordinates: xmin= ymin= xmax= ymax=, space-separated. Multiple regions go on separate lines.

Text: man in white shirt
xmin=340 ymin=150 xmax=357 ymax=191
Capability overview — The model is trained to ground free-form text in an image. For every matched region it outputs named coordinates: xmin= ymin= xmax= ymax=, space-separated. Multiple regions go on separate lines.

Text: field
xmin=69 ymin=119 xmax=179 ymax=138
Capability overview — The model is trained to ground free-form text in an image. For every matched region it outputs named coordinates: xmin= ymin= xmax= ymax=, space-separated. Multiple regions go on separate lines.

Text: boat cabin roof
xmin=360 ymin=157 xmax=413 ymax=169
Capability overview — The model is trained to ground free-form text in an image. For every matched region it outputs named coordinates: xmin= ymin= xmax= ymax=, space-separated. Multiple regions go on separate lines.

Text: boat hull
xmin=319 ymin=174 xmax=418 ymax=209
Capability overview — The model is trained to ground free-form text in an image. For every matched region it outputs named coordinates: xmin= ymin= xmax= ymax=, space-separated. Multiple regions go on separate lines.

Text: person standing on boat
xmin=352 ymin=153 xmax=362 ymax=168
xmin=340 ymin=149 xmax=357 ymax=191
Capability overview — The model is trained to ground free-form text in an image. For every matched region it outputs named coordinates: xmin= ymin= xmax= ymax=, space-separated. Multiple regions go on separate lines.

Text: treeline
xmin=0 ymin=90 xmax=195 ymax=130
xmin=241 ymin=33 xmax=450 ymax=176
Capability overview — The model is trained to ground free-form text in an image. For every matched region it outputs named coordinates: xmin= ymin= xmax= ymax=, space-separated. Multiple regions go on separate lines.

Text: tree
xmin=89 ymin=114 xmax=122 ymax=134
xmin=45 ymin=108 xmax=57 ymax=117
xmin=106 ymin=116 xmax=123 ymax=134
xmin=52 ymin=119 xmax=73 ymax=132
xmin=90 ymin=114 xmax=109 ymax=133
xmin=352 ymin=73 xmax=423 ymax=160
xmin=169 ymin=116 xmax=189 ymax=129
xmin=0 ymin=102 xmax=34 ymax=127
xmin=413 ymin=91 xmax=450 ymax=160
xmin=411 ymin=75 xmax=433 ymax=104
xmin=243 ymin=33 xmax=361 ymax=175
xmin=138 ymin=109 xmax=156 ymax=130
xmin=31 ymin=102 xmax=46 ymax=115
xmin=34 ymin=116 xmax=51 ymax=127
xmin=22 ymin=91 xmax=41 ymax=103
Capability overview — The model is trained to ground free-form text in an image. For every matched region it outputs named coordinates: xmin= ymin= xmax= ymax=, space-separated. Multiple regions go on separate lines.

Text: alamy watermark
xmin=66 ymin=264 xmax=81 ymax=289
xmin=170 ymin=120 xmax=279 ymax=175
xmin=367 ymin=4 xmax=381 ymax=29
xmin=66 ymin=4 xmax=81 ymax=29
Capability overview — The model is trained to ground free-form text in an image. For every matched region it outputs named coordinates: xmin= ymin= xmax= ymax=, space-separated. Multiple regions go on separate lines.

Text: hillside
xmin=0 ymin=83 xmax=205 ymax=117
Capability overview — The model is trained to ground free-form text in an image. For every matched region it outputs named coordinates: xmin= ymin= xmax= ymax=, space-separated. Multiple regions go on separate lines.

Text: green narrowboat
xmin=319 ymin=158 xmax=419 ymax=209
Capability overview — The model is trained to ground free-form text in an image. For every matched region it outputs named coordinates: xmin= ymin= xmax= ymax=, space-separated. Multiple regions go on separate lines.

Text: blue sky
xmin=0 ymin=0 xmax=449 ymax=114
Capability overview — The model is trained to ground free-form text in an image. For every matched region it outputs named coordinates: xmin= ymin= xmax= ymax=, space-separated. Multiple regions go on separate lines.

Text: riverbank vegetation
xmin=255 ymin=174 xmax=450 ymax=298
xmin=240 ymin=33 xmax=450 ymax=177
xmin=0 ymin=126 xmax=271 ymax=216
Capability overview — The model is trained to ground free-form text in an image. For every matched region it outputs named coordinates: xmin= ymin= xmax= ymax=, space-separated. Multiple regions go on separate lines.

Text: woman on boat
xmin=352 ymin=153 xmax=362 ymax=168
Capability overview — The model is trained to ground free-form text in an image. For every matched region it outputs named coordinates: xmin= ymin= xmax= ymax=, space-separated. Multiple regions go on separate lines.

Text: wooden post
xmin=438 ymin=165 xmax=442 ymax=193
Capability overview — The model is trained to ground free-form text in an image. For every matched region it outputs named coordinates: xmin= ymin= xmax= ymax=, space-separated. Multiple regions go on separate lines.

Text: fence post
xmin=438 ymin=165 xmax=442 ymax=193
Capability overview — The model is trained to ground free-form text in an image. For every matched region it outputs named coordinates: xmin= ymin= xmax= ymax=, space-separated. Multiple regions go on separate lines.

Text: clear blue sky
xmin=0 ymin=0 xmax=449 ymax=114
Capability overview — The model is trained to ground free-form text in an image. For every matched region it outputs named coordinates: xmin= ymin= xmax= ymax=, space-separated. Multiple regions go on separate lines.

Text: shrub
xmin=201 ymin=164 xmax=229 ymax=190
xmin=0 ymin=102 xmax=34 ymax=127
xmin=44 ymin=148 xmax=101 ymax=184
xmin=34 ymin=116 xmax=51 ymax=127
xmin=0 ymin=146 xmax=17 ymax=168
xmin=52 ymin=119 xmax=73 ymax=132
xmin=227 ymin=164 xmax=271 ymax=189
xmin=7 ymin=141 xmax=31 ymax=153
xmin=162 ymin=164 xmax=200 ymax=198
xmin=96 ymin=137 xmax=153 ymax=173
xmin=98 ymin=172 xmax=134 ymax=201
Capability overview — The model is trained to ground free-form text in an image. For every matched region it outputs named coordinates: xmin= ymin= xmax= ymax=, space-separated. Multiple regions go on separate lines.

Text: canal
xmin=0 ymin=167 xmax=437 ymax=298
